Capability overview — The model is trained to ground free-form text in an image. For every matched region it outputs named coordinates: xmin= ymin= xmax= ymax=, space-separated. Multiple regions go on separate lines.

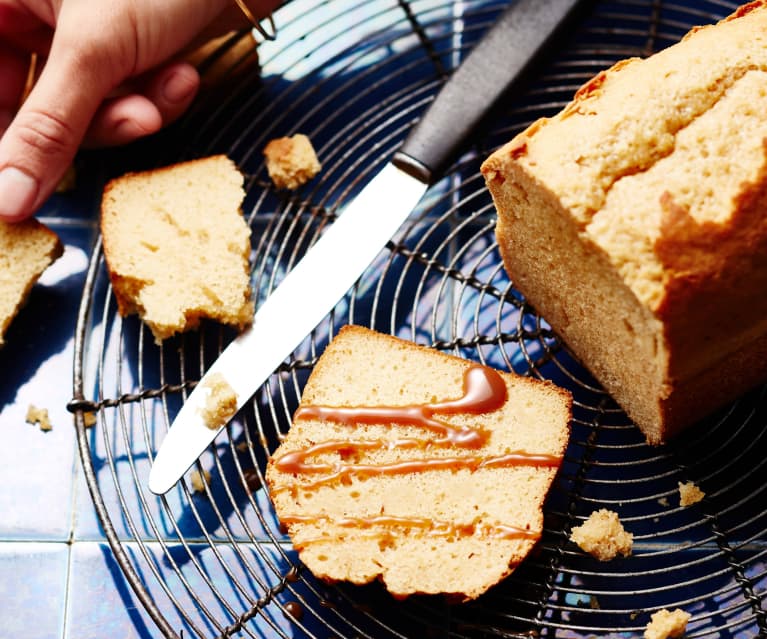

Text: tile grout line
xmin=62 ymin=412 xmax=83 ymax=639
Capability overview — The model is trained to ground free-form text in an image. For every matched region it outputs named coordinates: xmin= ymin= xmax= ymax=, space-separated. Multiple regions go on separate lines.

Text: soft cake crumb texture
xmin=199 ymin=372 xmax=238 ymax=430
xmin=101 ymin=155 xmax=254 ymax=342
xmin=644 ymin=608 xmax=691 ymax=639
xmin=190 ymin=469 xmax=211 ymax=494
xmin=263 ymin=134 xmax=321 ymax=189
xmin=0 ymin=220 xmax=63 ymax=346
xmin=266 ymin=325 xmax=572 ymax=600
xmin=678 ymin=481 xmax=705 ymax=507
xmin=26 ymin=405 xmax=53 ymax=432
xmin=570 ymin=509 xmax=633 ymax=561
xmin=481 ymin=3 xmax=767 ymax=444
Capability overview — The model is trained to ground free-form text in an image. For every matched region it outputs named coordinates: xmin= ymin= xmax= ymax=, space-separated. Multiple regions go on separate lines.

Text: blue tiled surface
xmin=4 ymin=2 xmax=767 ymax=638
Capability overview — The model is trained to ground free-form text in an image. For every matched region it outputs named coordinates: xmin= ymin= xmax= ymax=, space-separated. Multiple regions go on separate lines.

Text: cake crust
xmin=482 ymin=1 xmax=767 ymax=443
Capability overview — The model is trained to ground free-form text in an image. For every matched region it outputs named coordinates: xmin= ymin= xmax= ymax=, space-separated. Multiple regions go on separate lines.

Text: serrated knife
xmin=148 ymin=0 xmax=587 ymax=495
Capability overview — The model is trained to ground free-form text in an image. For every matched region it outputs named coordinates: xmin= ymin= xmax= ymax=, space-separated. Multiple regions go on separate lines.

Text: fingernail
xmin=0 ymin=167 xmax=40 ymax=220
xmin=162 ymin=70 xmax=197 ymax=104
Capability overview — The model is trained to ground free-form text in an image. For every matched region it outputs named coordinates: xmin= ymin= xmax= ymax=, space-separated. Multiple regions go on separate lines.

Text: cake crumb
xmin=678 ymin=481 xmax=705 ymax=507
xmin=644 ymin=608 xmax=691 ymax=639
xmin=83 ymin=412 xmax=97 ymax=428
xmin=26 ymin=405 xmax=53 ymax=432
xmin=198 ymin=372 xmax=238 ymax=430
xmin=190 ymin=469 xmax=211 ymax=494
xmin=570 ymin=509 xmax=633 ymax=561
xmin=264 ymin=134 xmax=321 ymax=189
xmin=658 ymin=496 xmax=670 ymax=507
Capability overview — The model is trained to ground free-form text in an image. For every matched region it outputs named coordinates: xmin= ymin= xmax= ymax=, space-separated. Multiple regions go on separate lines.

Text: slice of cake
xmin=100 ymin=155 xmax=254 ymax=342
xmin=0 ymin=219 xmax=63 ymax=346
xmin=265 ymin=325 xmax=572 ymax=600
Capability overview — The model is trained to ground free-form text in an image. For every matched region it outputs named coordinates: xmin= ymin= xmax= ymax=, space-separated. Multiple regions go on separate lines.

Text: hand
xmin=0 ymin=0 xmax=279 ymax=221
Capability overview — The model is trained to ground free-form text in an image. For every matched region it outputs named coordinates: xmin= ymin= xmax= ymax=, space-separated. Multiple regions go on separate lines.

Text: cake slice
xmin=0 ymin=220 xmax=63 ymax=346
xmin=266 ymin=325 xmax=572 ymax=600
xmin=100 ymin=155 xmax=254 ymax=342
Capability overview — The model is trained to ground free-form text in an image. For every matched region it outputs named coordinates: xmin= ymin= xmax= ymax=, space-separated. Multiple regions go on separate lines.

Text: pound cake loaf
xmin=0 ymin=220 xmax=63 ymax=346
xmin=482 ymin=1 xmax=767 ymax=444
xmin=266 ymin=325 xmax=571 ymax=600
xmin=101 ymin=155 xmax=254 ymax=342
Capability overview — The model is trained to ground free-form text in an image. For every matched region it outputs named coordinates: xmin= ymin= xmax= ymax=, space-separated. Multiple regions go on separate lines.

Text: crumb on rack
xmin=198 ymin=372 xmax=238 ymax=430
xmin=644 ymin=608 xmax=691 ymax=639
xmin=263 ymin=134 xmax=321 ymax=190
xmin=83 ymin=411 xmax=97 ymax=428
xmin=26 ymin=405 xmax=53 ymax=432
xmin=190 ymin=469 xmax=211 ymax=494
xmin=678 ymin=481 xmax=705 ymax=507
xmin=570 ymin=509 xmax=633 ymax=561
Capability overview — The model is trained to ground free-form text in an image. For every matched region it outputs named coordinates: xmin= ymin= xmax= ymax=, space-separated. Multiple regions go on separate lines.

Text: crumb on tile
xmin=644 ymin=608 xmax=691 ymax=639
xmin=190 ymin=469 xmax=211 ymax=494
xmin=263 ymin=134 xmax=321 ymax=190
xmin=678 ymin=481 xmax=705 ymax=507
xmin=570 ymin=509 xmax=633 ymax=561
xmin=26 ymin=405 xmax=53 ymax=432
xmin=198 ymin=372 xmax=238 ymax=430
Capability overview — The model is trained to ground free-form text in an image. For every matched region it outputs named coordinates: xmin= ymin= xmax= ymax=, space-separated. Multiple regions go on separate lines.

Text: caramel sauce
xmin=275 ymin=364 xmax=559 ymax=544
xmin=281 ymin=514 xmax=539 ymax=541
xmin=293 ymin=364 xmax=508 ymax=447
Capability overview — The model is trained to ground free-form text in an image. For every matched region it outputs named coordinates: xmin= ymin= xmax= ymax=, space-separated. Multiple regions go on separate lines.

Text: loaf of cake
xmin=101 ymin=155 xmax=254 ymax=342
xmin=0 ymin=220 xmax=63 ymax=346
xmin=481 ymin=1 xmax=767 ymax=444
xmin=265 ymin=325 xmax=571 ymax=600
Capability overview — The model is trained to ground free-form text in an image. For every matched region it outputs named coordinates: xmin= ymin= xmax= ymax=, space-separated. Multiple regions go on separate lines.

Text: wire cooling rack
xmin=69 ymin=0 xmax=767 ymax=637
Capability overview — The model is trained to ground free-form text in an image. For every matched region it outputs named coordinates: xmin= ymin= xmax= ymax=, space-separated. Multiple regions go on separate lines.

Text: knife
xmin=148 ymin=0 xmax=586 ymax=495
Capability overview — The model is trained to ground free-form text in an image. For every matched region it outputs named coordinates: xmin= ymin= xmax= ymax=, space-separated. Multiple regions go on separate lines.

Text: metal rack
xmin=70 ymin=0 xmax=767 ymax=637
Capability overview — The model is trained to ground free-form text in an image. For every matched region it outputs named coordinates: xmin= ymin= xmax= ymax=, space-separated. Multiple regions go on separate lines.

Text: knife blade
xmin=148 ymin=0 xmax=587 ymax=495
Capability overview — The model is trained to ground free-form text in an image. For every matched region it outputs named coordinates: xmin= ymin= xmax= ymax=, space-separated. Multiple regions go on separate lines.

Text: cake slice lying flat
xmin=266 ymin=325 xmax=571 ymax=600
xmin=0 ymin=220 xmax=63 ymax=346
xmin=101 ymin=155 xmax=254 ymax=342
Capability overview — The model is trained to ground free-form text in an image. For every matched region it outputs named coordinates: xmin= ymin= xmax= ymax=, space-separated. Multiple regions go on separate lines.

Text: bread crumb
xmin=26 ymin=405 xmax=53 ymax=432
xmin=644 ymin=608 xmax=691 ymax=639
xmin=198 ymin=372 xmax=238 ymax=430
xmin=190 ymin=469 xmax=211 ymax=494
xmin=570 ymin=509 xmax=633 ymax=561
xmin=264 ymin=134 xmax=321 ymax=189
xmin=56 ymin=165 xmax=77 ymax=193
xmin=678 ymin=481 xmax=705 ymax=507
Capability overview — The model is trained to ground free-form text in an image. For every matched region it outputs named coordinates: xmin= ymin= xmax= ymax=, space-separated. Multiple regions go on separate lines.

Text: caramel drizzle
xmin=293 ymin=364 xmax=509 ymax=448
xmin=281 ymin=514 xmax=540 ymax=543
xmin=276 ymin=364 xmax=559 ymax=542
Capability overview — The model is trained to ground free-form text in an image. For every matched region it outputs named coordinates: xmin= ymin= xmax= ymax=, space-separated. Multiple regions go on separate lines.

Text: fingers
xmin=83 ymin=62 xmax=200 ymax=147
xmin=0 ymin=42 xmax=29 ymax=127
xmin=0 ymin=45 xmax=110 ymax=221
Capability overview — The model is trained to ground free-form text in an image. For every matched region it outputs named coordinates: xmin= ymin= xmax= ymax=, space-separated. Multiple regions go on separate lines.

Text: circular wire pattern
xmin=70 ymin=1 xmax=767 ymax=637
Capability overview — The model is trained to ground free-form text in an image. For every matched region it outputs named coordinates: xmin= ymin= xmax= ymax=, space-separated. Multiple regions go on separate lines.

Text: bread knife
xmin=148 ymin=0 xmax=587 ymax=495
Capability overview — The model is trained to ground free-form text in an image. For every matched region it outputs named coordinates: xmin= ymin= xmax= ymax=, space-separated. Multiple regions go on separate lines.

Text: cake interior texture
xmin=482 ymin=1 xmax=767 ymax=443
xmin=266 ymin=325 xmax=571 ymax=600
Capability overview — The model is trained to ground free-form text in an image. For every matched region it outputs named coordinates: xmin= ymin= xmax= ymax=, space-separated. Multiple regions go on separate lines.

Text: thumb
xmin=0 ymin=46 xmax=112 ymax=221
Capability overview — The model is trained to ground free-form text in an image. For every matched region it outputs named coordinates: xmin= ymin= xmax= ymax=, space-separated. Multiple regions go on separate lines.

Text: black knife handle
xmin=392 ymin=0 xmax=587 ymax=183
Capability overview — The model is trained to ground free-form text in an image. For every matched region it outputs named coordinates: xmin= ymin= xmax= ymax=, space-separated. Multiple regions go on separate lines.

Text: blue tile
xmin=66 ymin=541 xmax=330 ymax=639
xmin=0 ymin=224 xmax=94 ymax=540
xmin=0 ymin=542 xmax=69 ymax=639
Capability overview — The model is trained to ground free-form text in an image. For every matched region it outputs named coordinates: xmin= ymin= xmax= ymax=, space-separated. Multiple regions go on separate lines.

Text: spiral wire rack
xmin=69 ymin=0 xmax=767 ymax=637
